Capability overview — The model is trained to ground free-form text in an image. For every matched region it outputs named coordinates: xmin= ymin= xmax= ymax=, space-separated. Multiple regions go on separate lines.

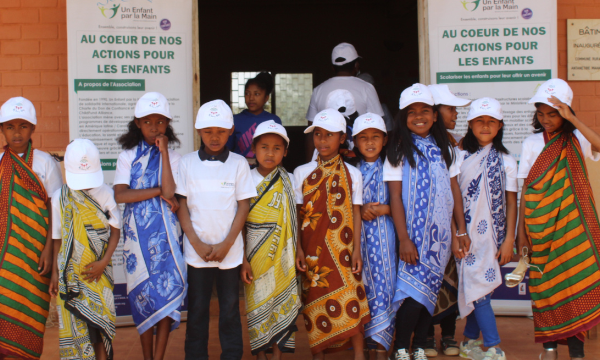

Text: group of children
xmin=0 ymin=76 xmax=599 ymax=360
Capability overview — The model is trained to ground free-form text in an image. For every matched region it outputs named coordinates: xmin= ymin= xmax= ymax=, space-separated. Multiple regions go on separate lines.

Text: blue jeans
xmin=184 ymin=265 xmax=243 ymax=360
xmin=462 ymin=293 xmax=501 ymax=347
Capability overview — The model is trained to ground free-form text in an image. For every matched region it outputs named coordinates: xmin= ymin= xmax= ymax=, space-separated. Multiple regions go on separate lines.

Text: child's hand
xmin=361 ymin=202 xmax=380 ymax=221
xmin=191 ymin=239 xmax=213 ymax=262
xmin=452 ymin=236 xmax=465 ymax=259
xmin=38 ymin=245 xmax=53 ymax=275
xmin=206 ymin=241 xmax=233 ymax=263
xmin=399 ymin=239 xmax=419 ymax=265
xmin=161 ymin=195 xmax=180 ymax=213
xmin=548 ymin=96 xmax=577 ymax=123
xmin=240 ymin=259 xmax=253 ymax=284
xmin=155 ymin=134 xmax=169 ymax=153
xmin=457 ymin=234 xmax=471 ymax=255
xmin=296 ymin=247 xmax=307 ymax=272
xmin=49 ymin=270 xmax=58 ymax=297
xmin=82 ymin=260 xmax=107 ymax=283
xmin=516 ymin=233 xmax=531 ymax=253
xmin=497 ymin=239 xmax=515 ymax=266
xmin=351 ymin=250 xmax=362 ymax=274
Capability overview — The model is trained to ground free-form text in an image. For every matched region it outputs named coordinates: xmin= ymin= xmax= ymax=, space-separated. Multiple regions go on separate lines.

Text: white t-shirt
xmin=383 ymin=149 xmax=461 ymax=181
xmin=454 ymin=148 xmax=519 ymax=192
xmin=292 ymin=161 xmax=363 ymax=205
xmin=0 ymin=149 xmax=63 ymax=197
xmin=250 ymin=167 xmax=296 ymax=188
xmin=113 ymin=147 xmax=182 ymax=186
xmin=517 ymin=130 xmax=600 ymax=179
xmin=175 ymin=151 xmax=257 ymax=269
xmin=306 ymin=77 xmax=384 ymax=121
xmin=51 ymin=184 xmax=123 ymax=239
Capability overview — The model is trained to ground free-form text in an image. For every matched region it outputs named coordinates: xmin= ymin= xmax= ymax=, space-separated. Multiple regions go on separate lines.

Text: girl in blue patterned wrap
xmin=351 ymin=113 xmax=397 ymax=360
xmin=383 ymin=84 xmax=470 ymax=360
xmin=454 ymin=98 xmax=518 ymax=360
xmin=113 ymin=92 xmax=186 ymax=360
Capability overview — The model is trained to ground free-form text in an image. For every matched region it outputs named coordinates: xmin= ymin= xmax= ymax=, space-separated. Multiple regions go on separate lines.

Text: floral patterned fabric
xmin=359 ymin=159 xmax=397 ymax=350
xmin=393 ymin=134 xmax=454 ymax=315
xmin=456 ymin=144 xmax=505 ymax=317
xmin=122 ymin=141 xmax=186 ymax=335
xmin=300 ymin=155 xmax=371 ymax=354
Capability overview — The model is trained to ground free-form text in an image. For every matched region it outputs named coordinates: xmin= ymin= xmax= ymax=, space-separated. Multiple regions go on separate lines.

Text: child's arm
xmin=361 ymin=202 xmax=391 ymax=221
xmin=49 ymin=238 xmax=61 ymax=297
xmin=295 ymin=204 xmax=307 ymax=272
xmin=352 ymin=205 xmax=363 ymax=274
xmin=389 ymin=181 xmax=419 ymax=265
xmin=516 ymin=183 xmax=531 ymax=251
xmin=451 ymin=220 xmax=462 ymax=259
xmin=550 ymin=96 xmax=600 ymax=151
xmin=39 ymin=199 xmax=54 ymax=275
xmin=240 ymin=226 xmax=253 ymax=284
xmin=156 ymin=134 xmax=176 ymax=199
xmin=498 ymin=191 xmax=518 ymax=265
xmin=177 ymin=197 xmax=213 ymax=262
xmin=451 ymin=177 xmax=471 ymax=255
xmin=81 ymin=226 xmax=120 ymax=283
xmin=207 ymin=198 xmax=250 ymax=262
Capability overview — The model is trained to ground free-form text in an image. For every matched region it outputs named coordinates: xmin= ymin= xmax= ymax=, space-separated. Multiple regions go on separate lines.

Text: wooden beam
xmin=417 ymin=0 xmax=430 ymax=85
xmin=192 ymin=0 xmax=201 ymax=150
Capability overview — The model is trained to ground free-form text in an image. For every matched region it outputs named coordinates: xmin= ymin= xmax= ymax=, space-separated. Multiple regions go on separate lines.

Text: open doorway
xmin=199 ymin=0 xmax=420 ymax=171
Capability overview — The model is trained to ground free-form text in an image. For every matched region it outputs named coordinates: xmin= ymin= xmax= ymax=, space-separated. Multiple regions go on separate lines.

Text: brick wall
xmin=0 ymin=0 xmax=68 ymax=151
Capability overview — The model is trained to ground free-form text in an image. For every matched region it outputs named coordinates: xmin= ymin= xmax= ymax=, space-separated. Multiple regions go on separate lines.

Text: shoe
xmin=441 ymin=337 xmax=460 ymax=356
xmin=505 ymin=247 xmax=529 ymax=287
xmin=539 ymin=348 xmax=557 ymax=360
xmin=424 ymin=337 xmax=438 ymax=357
xmin=465 ymin=347 xmax=487 ymax=360
xmin=482 ymin=347 xmax=506 ymax=360
xmin=393 ymin=348 xmax=411 ymax=360
xmin=459 ymin=339 xmax=483 ymax=358
xmin=412 ymin=348 xmax=428 ymax=360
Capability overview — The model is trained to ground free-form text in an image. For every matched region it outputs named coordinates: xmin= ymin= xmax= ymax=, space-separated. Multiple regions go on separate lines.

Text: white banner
xmin=67 ymin=0 xmax=193 ymax=320
xmin=428 ymin=0 xmax=557 ymax=159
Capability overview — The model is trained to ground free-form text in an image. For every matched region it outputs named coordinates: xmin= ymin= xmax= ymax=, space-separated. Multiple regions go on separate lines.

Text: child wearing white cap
xmin=383 ymin=84 xmax=468 ymax=360
xmin=112 ymin=92 xmax=185 ymax=360
xmin=517 ymin=79 xmax=600 ymax=360
xmin=239 ymin=120 xmax=301 ymax=359
xmin=176 ymin=99 xmax=257 ymax=360
xmin=0 ymin=97 xmax=63 ymax=360
xmin=452 ymin=98 xmax=517 ymax=360
xmin=49 ymin=139 xmax=122 ymax=360
xmin=425 ymin=84 xmax=470 ymax=357
xmin=351 ymin=113 xmax=398 ymax=360
xmin=293 ymin=108 xmax=370 ymax=359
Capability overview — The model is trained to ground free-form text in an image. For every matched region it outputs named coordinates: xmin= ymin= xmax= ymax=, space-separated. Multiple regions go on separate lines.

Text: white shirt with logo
xmin=175 ymin=151 xmax=257 ymax=269
xmin=293 ymin=160 xmax=363 ymax=205
xmin=0 ymin=149 xmax=63 ymax=197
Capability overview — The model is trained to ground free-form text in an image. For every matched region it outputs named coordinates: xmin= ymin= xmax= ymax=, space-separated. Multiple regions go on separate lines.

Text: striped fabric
xmin=0 ymin=143 xmax=50 ymax=360
xmin=524 ymin=131 xmax=600 ymax=343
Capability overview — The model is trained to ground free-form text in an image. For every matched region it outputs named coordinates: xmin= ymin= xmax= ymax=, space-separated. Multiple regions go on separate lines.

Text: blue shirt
xmin=226 ymin=109 xmax=282 ymax=158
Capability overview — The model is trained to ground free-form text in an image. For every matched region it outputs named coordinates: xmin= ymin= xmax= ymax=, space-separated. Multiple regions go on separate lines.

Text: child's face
xmin=469 ymin=115 xmax=503 ymax=147
xmin=354 ymin=128 xmax=387 ymax=162
xmin=406 ymin=102 xmax=437 ymax=138
xmin=0 ymin=119 xmax=35 ymax=153
xmin=438 ymin=105 xmax=458 ymax=130
xmin=536 ymin=103 xmax=564 ymax=133
xmin=313 ymin=127 xmax=346 ymax=161
xmin=135 ymin=114 xmax=169 ymax=145
xmin=198 ymin=126 xmax=234 ymax=155
xmin=245 ymin=84 xmax=269 ymax=115
xmin=252 ymin=134 xmax=287 ymax=175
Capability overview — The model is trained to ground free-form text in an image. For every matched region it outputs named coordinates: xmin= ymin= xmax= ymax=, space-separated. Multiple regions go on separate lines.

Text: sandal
xmin=539 ymin=348 xmax=557 ymax=360
xmin=505 ymin=247 xmax=530 ymax=287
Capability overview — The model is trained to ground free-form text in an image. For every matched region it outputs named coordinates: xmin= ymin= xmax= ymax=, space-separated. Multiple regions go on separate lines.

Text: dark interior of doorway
xmin=199 ymin=0 xmax=420 ymax=172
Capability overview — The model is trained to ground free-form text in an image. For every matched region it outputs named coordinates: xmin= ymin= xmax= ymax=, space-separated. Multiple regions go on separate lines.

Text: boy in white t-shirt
xmin=0 ymin=97 xmax=63 ymax=360
xmin=177 ymin=100 xmax=257 ymax=360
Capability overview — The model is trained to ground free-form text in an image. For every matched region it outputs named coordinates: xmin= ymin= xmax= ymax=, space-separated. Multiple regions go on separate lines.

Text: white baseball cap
xmin=0 ymin=97 xmax=37 ymax=125
xmin=352 ymin=113 xmax=387 ymax=137
xmin=253 ymin=120 xmax=290 ymax=146
xmin=195 ymin=100 xmax=234 ymax=129
xmin=326 ymin=89 xmax=356 ymax=117
xmin=428 ymin=85 xmax=471 ymax=107
xmin=305 ymin=109 xmax=346 ymax=134
xmin=528 ymin=78 xmax=573 ymax=107
xmin=466 ymin=97 xmax=503 ymax=121
xmin=64 ymin=139 xmax=104 ymax=190
xmin=399 ymin=83 xmax=435 ymax=110
xmin=331 ymin=42 xmax=361 ymax=66
xmin=135 ymin=92 xmax=172 ymax=119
